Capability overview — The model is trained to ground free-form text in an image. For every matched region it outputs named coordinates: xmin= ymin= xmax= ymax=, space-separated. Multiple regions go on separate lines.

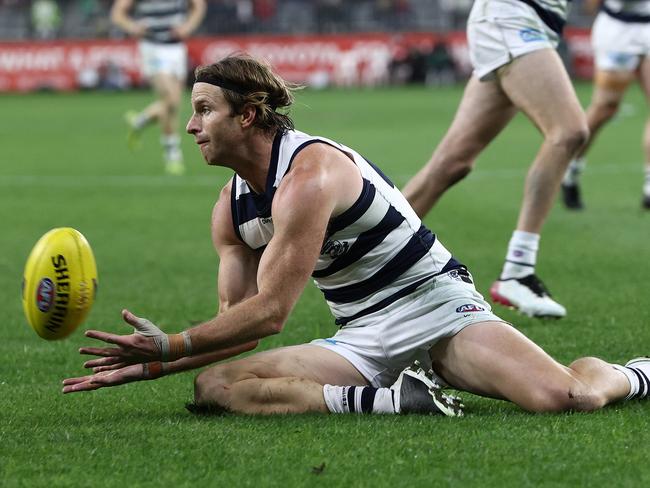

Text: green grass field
xmin=1 ymin=82 xmax=649 ymax=487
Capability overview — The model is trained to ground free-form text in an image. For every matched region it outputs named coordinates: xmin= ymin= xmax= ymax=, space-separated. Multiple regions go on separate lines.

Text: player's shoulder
xmin=212 ymin=178 xmax=235 ymax=228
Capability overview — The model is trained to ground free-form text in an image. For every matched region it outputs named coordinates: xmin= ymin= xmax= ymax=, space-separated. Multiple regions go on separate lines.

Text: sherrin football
xmin=22 ymin=228 xmax=98 ymax=340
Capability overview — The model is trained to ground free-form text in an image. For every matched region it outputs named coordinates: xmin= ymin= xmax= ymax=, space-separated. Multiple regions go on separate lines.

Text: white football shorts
xmin=592 ymin=13 xmax=650 ymax=72
xmin=311 ymin=270 xmax=506 ymax=387
xmin=138 ymin=40 xmax=188 ymax=80
xmin=467 ymin=0 xmax=561 ymax=80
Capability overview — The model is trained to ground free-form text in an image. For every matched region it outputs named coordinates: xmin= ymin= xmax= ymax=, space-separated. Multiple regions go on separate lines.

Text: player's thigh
xmin=429 ymin=321 xmax=574 ymax=409
xmin=498 ymin=48 xmax=585 ymax=134
xmin=440 ymin=76 xmax=517 ymax=154
xmin=203 ymin=344 xmax=369 ymax=386
xmin=150 ymin=72 xmax=183 ymax=104
xmin=590 ymin=71 xmax=632 ymax=114
xmin=594 ymin=69 xmax=636 ymax=96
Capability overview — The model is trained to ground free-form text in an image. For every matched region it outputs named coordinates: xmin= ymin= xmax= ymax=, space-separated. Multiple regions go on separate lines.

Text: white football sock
xmin=643 ymin=165 xmax=650 ymax=197
xmin=161 ymin=134 xmax=183 ymax=163
xmin=133 ymin=112 xmax=151 ymax=130
xmin=500 ymin=230 xmax=539 ymax=280
xmin=612 ymin=364 xmax=639 ymax=400
xmin=563 ymin=158 xmax=585 ymax=186
xmin=323 ymin=385 xmax=395 ymax=414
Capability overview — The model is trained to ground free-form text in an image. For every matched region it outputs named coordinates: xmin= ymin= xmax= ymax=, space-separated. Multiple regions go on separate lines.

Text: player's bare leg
xmin=490 ymin=49 xmax=589 ymax=318
xmin=192 ymin=345 xmax=368 ymax=414
xmin=638 ymin=57 xmax=650 ymax=209
xmin=151 ymin=73 xmax=185 ymax=175
xmin=562 ymin=69 xmax=634 ymax=209
xmin=402 ymin=76 xmax=517 ymax=217
xmin=429 ymin=321 xmax=633 ymax=412
xmin=125 ymin=73 xmax=185 ymax=174
xmin=498 ymin=49 xmax=588 ymax=234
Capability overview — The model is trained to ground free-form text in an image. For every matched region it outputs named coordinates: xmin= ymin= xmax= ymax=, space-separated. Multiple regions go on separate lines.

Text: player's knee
xmin=430 ymin=150 xmax=475 ymax=183
xmin=525 ymin=382 xmax=604 ymax=413
xmin=596 ymin=99 xmax=621 ymax=122
xmin=194 ymin=365 xmax=232 ymax=409
xmin=547 ymin=124 xmax=589 ymax=156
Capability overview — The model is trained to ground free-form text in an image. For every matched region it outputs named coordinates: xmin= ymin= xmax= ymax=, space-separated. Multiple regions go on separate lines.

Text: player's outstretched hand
xmin=79 ymin=309 xmax=169 ymax=365
xmin=62 ymin=363 xmax=157 ymax=394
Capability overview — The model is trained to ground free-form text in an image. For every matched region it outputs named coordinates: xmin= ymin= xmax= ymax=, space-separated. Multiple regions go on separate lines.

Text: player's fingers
xmin=62 ymin=375 xmax=94 ymax=386
xmin=85 ymin=330 xmax=124 ymax=344
xmin=62 ymin=379 xmax=103 ymax=394
xmin=79 ymin=346 xmax=123 ymax=357
xmin=83 ymin=356 xmax=122 ymax=368
xmin=122 ymin=309 xmax=145 ymax=328
xmin=92 ymin=363 xmax=127 ymax=373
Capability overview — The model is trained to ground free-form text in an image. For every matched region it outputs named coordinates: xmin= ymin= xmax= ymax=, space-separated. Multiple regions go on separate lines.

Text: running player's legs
xmin=193 ymin=344 xmax=368 ymax=414
xmin=149 ymin=72 xmax=184 ymax=136
xmin=402 ymin=76 xmax=517 ymax=217
xmin=497 ymin=48 xmax=588 ymax=233
xmin=579 ymin=70 xmax=635 ymax=159
xmin=429 ymin=321 xmax=631 ymax=412
xmin=560 ymin=70 xmax=635 ymax=209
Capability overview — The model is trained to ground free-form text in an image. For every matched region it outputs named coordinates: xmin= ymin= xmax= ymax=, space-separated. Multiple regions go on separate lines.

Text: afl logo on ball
xmin=36 ymin=278 xmax=55 ymax=312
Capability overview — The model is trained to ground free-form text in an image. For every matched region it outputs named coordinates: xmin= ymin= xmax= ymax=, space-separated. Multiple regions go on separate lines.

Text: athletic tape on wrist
xmin=165 ymin=331 xmax=193 ymax=361
xmin=143 ymin=361 xmax=166 ymax=379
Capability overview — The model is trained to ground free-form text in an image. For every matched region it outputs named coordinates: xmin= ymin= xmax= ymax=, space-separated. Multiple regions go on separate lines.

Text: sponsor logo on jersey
xmin=519 ymin=28 xmax=546 ymax=43
xmin=36 ymin=278 xmax=55 ymax=313
xmin=456 ymin=304 xmax=485 ymax=314
xmin=321 ymin=239 xmax=349 ymax=258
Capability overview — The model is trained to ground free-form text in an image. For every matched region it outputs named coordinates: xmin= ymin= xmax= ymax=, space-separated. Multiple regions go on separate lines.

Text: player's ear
xmin=240 ymin=104 xmax=256 ymax=128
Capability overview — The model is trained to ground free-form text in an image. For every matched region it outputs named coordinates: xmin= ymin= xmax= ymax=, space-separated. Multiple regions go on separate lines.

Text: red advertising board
xmin=0 ymin=30 xmax=593 ymax=92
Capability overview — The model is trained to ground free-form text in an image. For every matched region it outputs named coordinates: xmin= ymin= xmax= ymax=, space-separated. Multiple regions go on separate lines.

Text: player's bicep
xmin=212 ymin=182 xmax=260 ymax=311
xmin=217 ymin=244 xmax=260 ymax=312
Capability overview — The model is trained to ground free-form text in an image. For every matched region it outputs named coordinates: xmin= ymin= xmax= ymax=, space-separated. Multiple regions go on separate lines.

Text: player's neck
xmin=230 ymin=133 xmax=274 ymax=194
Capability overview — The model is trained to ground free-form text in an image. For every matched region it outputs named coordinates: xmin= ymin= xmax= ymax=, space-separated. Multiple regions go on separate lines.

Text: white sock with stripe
xmin=501 ymin=230 xmax=539 ymax=280
xmin=563 ymin=158 xmax=585 ymax=186
xmin=613 ymin=360 xmax=650 ymax=400
xmin=323 ymin=385 xmax=395 ymax=414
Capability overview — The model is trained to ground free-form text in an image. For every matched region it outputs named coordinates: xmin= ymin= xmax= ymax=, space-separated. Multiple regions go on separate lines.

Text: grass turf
xmin=1 ymin=82 xmax=649 ymax=487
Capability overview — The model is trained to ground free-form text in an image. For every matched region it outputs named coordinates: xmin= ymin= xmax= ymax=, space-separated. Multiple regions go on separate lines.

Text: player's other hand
xmin=130 ymin=22 xmax=148 ymax=38
xmin=171 ymin=24 xmax=191 ymax=40
xmin=79 ymin=309 xmax=166 ymax=366
xmin=62 ymin=362 xmax=162 ymax=394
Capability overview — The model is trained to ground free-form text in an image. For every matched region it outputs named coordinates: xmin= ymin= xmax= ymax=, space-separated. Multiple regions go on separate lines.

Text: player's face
xmin=187 ymin=83 xmax=240 ymax=165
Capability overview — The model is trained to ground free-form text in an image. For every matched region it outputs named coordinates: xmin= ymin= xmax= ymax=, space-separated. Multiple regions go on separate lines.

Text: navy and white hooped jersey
xmin=133 ymin=0 xmax=188 ymax=44
xmin=230 ymin=130 xmax=463 ymax=327
xmin=602 ymin=0 xmax=650 ymax=23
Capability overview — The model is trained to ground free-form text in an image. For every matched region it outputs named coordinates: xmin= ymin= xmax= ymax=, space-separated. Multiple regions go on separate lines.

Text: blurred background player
xmin=111 ymin=0 xmax=206 ymax=175
xmin=562 ymin=0 xmax=650 ymax=210
xmin=402 ymin=0 xmax=589 ymax=319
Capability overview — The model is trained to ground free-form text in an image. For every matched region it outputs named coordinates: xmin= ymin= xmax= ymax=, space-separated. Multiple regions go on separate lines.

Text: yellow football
xmin=22 ymin=228 xmax=98 ymax=340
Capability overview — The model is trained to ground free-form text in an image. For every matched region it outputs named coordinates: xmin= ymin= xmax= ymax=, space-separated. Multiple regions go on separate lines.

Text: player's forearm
xmin=110 ymin=8 xmax=142 ymax=36
xmin=182 ymin=1 xmax=207 ymax=35
xmin=187 ymin=294 xmax=289 ymax=356
xmin=160 ymin=340 xmax=258 ymax=374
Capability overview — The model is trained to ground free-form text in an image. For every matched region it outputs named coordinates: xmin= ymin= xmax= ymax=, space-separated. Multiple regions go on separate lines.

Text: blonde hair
xmin=194 ymin=54 xmax=299 ymax=135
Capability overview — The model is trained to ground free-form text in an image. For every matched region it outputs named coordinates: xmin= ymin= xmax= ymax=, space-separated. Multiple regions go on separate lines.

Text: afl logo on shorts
xmin=519 ymin=28 xmax=546 ymax=43
xmin=36 ymin=278 xmax=55 ymax=313
xmin=456 ymin=304 xmax=484 ymax=314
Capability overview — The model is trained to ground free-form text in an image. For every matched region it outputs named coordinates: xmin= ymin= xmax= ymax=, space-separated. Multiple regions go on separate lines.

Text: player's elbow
xmin=260 ymin=298 xmax=291 ymax=335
